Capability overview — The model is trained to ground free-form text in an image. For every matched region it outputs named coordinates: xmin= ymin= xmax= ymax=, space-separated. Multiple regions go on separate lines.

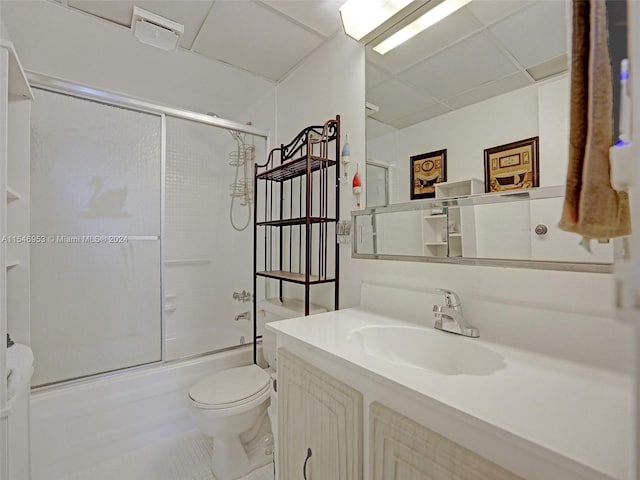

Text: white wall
xmin=1 ymin=0 xmax=275 ymax=127
xmin=274 ymin=32 xmax=366 ymax=309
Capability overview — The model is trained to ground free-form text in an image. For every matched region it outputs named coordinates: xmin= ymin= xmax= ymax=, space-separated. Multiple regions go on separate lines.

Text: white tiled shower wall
xmin=164 ymin=117 xmax=267 ymax=359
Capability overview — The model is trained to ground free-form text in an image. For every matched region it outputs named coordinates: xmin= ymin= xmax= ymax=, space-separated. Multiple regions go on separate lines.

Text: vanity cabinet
xmin=277 ymin=349 xmax=362 ymax=480
xmin=370 ymin=402 xmax=522 ymax=480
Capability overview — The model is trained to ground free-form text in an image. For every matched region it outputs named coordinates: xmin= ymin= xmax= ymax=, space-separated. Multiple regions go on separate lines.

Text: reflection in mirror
xmin=366 ymin=161 xmax=389 ymax=207
xmin=352 ymin=187 xmax=613 ymax=268
xmin=361 ymin=1 xmax=613 ymax=268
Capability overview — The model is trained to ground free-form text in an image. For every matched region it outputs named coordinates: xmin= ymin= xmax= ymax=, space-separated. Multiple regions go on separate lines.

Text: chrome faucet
xmin=432 ymin=288 xmax=479 ymax=337
xmin=235 ymin=311 xmax=251 ymax=322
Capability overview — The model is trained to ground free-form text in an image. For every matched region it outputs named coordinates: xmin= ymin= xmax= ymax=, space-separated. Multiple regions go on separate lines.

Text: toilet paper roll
xmin=7 ymin=343 xmax=34 ymax=402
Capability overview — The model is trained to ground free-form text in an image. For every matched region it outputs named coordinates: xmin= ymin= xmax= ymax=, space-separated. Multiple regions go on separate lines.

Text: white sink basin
xmin=347 ymin=324 xmax=506 ymax=376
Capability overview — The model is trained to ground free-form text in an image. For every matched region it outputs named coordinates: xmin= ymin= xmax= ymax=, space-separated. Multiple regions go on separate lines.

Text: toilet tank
xmin=258 ymin=298 xmax=326 ymax=369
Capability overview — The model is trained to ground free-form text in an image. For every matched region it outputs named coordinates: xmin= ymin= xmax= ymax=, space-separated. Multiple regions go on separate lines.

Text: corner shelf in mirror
xmin=435 ymin=178 xmax=484 ymax=199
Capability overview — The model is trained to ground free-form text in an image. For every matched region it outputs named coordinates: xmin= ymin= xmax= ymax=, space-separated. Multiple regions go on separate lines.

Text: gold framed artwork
xmin=410 ymin=149 xmax=447 ymax=200
xmin=484 ymin=137 xmax=539 ymax=193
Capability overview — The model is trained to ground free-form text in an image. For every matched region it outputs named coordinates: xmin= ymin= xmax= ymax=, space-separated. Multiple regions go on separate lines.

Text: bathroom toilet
xmin=188 ymin=365 xmax=272 ymax=480
xmin=188 ymin=298 xmax=325 ymax=480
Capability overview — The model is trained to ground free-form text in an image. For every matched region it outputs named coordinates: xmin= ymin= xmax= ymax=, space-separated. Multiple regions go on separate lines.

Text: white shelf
xmin=0 ymin=41 xmax=33 ymax=100
xmin=425 ymin=242 xmax=447 ymax=246
xmin=435 ymin=178 xmax=484 ymax=199
xmin=424 ymin=214 xmax=446 ymax=220
xmin=6 ymin=187 xmax=20 ymax=202
xmin=1 ymin=38 xmax=32 ymax=480
xmin=6 ymin=259 xmax=19 ymax=269
xmin=449 ymin=233 xmax=462 ymax=238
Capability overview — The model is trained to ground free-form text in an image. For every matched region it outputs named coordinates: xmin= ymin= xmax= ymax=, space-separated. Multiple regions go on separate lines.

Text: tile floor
xmin=61 ymin=432 xmax=274 ymax=480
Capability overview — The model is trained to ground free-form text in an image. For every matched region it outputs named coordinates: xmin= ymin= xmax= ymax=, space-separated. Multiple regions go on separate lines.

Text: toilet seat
xmin=189 ymin=364 xmax=270 ymax=410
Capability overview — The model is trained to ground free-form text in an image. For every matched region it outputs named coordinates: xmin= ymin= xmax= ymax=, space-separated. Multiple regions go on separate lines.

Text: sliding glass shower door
xmin=30 ymin=89 xmax=162 ymax=386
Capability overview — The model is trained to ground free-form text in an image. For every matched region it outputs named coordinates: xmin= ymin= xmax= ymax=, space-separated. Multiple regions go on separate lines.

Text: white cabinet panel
xmin=278 ymin=348 xmax=362 ymax=480
xmin=370 ymin=402 xmax=522 ymax=480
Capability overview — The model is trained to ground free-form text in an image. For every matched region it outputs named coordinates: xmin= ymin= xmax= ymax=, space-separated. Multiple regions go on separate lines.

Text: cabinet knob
xmin=303 ymin=447 xmax=312 ymax=479
xmin=534 ymin=224 xmax=548 ymax=236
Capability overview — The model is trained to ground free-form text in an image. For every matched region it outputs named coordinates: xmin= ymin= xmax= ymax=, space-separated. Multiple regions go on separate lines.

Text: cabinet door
xmin=278 ymin=349 xmax=362 ymax=480
xmin=370 ymin=402 xmax=522 ymax=480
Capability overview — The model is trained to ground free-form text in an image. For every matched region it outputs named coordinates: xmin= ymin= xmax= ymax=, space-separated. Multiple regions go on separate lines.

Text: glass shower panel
xmin=165 ymin=117 xmax=265 ymax=360
xmin=30 ymin=89 xmax=162 ymax=386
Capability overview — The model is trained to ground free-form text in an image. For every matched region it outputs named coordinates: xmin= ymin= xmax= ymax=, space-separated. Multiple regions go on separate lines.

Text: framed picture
xmin=410 ymin=149 xmax=447 ymax=200
xmin=484 ymin=137 xmax=539 ymax=193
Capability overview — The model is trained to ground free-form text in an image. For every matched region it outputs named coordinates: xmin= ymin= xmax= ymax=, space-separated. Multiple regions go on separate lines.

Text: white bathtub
xmin=30 ymin=346 xmax=253 ymax=480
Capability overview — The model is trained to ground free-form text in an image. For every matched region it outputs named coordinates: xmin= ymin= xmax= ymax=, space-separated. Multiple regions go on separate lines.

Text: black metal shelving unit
xmin=252 ymin=116 xmax=341 ymax=363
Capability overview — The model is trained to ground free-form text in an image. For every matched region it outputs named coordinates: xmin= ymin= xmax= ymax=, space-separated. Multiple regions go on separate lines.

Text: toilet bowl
xmin=188 ymin=364 xmax=271 ymax=480
xmin=188 ymin=298 xmax=326 ymax=479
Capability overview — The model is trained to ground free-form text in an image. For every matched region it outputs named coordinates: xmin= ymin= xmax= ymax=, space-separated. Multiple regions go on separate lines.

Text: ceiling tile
xmin=192 ymin=1 xmax=324 ymax=81
xmin=444 ymin=72 xmax=533 ymax=110
xmin=366 ymin=9 xmax=480 ymax=75
xmin=400 ymin=32 xmax=519 ymax=100
xmin=258 ymin=0 xmax=343 ymax=37
xmin=367 ymin=79 xmax=438 ymax=124
xmin=366 ymin=62 xmax=391 ymax=90
xmin=489 ymin=0 xmax=568 ymax=68
xmin=68 ymin=0 xmax=213 ymax=49
xmin=389 ymin=103 xmax=452 ymax=129
xmin=367 ymin=117 xmax=398 ymax=140
xmin=526 ymin=54 xmax=568 ymax=81
xmin=465 ymin=0 xmax=535 ymax=26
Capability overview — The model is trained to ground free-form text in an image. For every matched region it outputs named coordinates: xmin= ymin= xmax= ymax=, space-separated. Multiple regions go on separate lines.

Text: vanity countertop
xmin=267 ymin=307 xmax=632 ymax=480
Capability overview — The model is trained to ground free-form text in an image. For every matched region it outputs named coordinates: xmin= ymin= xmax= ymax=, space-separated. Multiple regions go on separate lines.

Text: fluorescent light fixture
xmin=373 ymin=0 xmax=472 ymax=54
xmin=340 ymin=0 xmax=414 ymax=41
xmin=340 ymin=0 xmax=473 ymax=55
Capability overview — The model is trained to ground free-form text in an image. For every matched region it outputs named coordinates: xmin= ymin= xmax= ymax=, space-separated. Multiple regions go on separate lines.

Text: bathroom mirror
xmin=361 ymin=0 xmax=613 ymax=270
xmin=352 ymin=186 xmax=613 ymax=272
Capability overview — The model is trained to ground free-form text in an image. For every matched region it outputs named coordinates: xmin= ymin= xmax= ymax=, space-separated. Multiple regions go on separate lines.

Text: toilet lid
xmin=189 ymin=364 xmax=270 ymax=406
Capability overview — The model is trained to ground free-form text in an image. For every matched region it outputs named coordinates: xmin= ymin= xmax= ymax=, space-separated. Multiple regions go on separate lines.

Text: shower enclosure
xmin=29 ymin=78 xmax=267 ymax=387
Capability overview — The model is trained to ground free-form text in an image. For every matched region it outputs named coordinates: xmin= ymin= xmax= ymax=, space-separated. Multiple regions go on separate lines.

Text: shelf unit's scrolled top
xmin=256 ymin=118 xmax=339 ymax=182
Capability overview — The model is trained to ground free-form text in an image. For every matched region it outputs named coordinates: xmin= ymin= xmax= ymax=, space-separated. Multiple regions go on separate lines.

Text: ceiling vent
xmin=131 ymin=7 xmax=184 ymax=51
xmin=366 ymin=102 xmax=380 ymax=117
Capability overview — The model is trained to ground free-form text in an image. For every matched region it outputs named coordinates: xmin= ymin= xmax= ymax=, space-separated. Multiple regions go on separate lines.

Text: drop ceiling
xmin=52 ymin=0 xmax=569 ymax=134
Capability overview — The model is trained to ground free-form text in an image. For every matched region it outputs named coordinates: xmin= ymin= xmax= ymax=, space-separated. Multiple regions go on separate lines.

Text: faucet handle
xmin=435 ymin=288 xmax=461 ymax=308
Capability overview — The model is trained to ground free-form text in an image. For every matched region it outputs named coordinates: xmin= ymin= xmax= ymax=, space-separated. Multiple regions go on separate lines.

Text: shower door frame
xmin=27 ymin=72 xmax=270 ymax=389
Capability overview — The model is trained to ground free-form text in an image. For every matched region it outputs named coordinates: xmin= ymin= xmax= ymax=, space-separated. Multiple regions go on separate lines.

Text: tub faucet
xmin=233 ymin=290 xmax=253 ymax=303
xmin=432 ymin=288 xmax=479 ymax=338
xmin=235 ymin=311 xmax=251 ymax=322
